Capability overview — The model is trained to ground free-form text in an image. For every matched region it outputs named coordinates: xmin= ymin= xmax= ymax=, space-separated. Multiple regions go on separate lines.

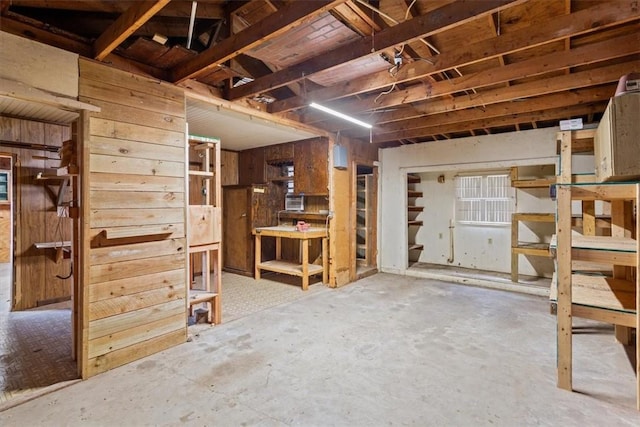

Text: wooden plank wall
xmin=0 ymin=117 xmax=72 ymax=309
xmin=78 ymin=59 xmax=187 ymax=378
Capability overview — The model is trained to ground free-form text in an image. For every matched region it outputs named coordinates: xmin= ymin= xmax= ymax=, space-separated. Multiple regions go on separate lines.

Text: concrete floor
xmin=1 ymin=273 xmax=639 ymax=425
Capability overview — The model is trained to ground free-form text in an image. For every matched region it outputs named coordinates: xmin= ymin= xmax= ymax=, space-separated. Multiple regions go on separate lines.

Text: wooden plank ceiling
xmin=2 ymin=0 xmax=638 ymax=147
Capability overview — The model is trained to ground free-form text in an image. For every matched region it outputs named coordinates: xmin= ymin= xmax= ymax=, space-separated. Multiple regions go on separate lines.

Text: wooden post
xmin=556 ymin=131 xmax=573 ymax=391
xmin=511 ymin=215 xmax=519 ymax=282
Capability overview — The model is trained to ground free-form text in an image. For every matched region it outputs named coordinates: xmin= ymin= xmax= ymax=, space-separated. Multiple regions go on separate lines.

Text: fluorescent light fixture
xmin=309 ymin=102 xmax=372 ymax=129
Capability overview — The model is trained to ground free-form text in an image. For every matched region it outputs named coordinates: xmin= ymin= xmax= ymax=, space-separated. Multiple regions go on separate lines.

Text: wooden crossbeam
xmin=94 ymin=0 xmax=171 ymax=61
xmin=170 ymin=0 xmax=348 ymax=83
xmin=8 ymin=0 xmax=224 ymax=19
xmin=370 ymin=102 xmax=607 ymax=144
xmin=229 ymin=0 xmax=524 ymax=100
xmin=268 ymin=1 xmax=639 ymax=114
xmin=304 ymin=32 xmax=640 ymax=124
xmin=336 ymin=59 xmax=636 ymax=133
xmin=372 ymin=86 xmax=614 ymax=141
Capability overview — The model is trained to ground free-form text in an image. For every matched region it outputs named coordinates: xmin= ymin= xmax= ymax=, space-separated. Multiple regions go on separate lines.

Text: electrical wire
xmin=374 ymin=83 xmax=397 ymax=104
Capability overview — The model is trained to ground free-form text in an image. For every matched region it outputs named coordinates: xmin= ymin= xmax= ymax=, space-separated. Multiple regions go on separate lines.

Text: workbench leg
xmin=276 ymin=236 xmax=281 ymax=260
xmin=254 ymin=235 xmax=261 ymax=280
xmin=301 ymin=238 xmax=309 ymax=291
xmin=213 ymin=247 xmax=221 ymax=324
xmin=322 ymin=237 xmax=328 ymax=284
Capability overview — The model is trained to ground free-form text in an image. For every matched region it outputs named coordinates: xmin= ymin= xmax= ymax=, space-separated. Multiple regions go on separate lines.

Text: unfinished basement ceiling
xmin=1 ymin=0 xmax=638 ymax=147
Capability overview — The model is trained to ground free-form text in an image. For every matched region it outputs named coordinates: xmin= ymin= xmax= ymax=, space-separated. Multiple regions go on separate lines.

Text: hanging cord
xmin=374 ymin=82 xmax=397 ymax=104
xmin=54 ymin=191 xmax=73 ymax=280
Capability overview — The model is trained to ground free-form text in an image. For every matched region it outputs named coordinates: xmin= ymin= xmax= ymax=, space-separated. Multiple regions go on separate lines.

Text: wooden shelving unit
xmin=356 ymin=174 xmax=373 ymax=266
xmin=187 ymin=136 xmax=222 ymax=325
xmin=511 ymin=212 xmax=555 ymax=282
xmin=554 ymin=129 xmax=639 ymax=410
xmin=510 ymin=166 xmax=556 ymax=282
xmin=407 ymin=174 xmax=424 ymax=257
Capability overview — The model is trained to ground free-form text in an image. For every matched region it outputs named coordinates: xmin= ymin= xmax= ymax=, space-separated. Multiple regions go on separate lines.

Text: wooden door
xmin=223 ymin=186 xmax=251 ymax=273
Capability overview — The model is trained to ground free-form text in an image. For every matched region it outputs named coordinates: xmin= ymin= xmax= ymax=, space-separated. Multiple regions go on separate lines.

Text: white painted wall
xmin=379 ymin=128 xmax=559 ymax=276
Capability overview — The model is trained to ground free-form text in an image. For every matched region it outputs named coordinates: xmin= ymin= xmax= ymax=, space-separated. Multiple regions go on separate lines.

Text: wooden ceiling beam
xmin=372 ymin=103 xmax=607 ymax=144
xmin=170 ymin=0 xmax=349 ymax=83
xmin=229 ymin=0 xmax=524 ymax=100
xmin=7 ymin=1 xmax=225 ymax=19
xmin=373 ymin=85 xmax=614 ymax=141
xmin=268 ymin=1 xmax=639 ymax=114
xmin=323 ymin=59 xmax=638 ymax=133
xmin=93 ymin=0 xmax=170 ymax=61
xmin=303 ymin=31 xmax=640 ymax=123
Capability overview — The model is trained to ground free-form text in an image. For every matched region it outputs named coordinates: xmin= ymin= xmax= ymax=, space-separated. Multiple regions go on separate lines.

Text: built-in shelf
xmin=408 ymin=206 xmax=424 ymax=212
xmin=188 ymin=170 xmax=214 ymax=177
xmin=407 ymin=190 xmax=423 ymax=198
xmin=408 ymin=220 xmax=423 ymax=226
xmin=408 ymin=244 xmax=424 ymax=251
xmin=511 ymin=177 xmax=555 ymax=188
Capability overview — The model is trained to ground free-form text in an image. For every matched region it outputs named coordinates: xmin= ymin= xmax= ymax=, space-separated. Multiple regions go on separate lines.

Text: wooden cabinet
xmin=594 ymin=92 xmax=640 ymax=182
xmin=223 ymin=185 xmax=276 ymax=275
xmin=238 ymin=147 xmax=266 ymax=185
xmin=264 ymin=142 xmax=294 ymax=163
xmin=294 ymin=137 xmax=328 ymax=195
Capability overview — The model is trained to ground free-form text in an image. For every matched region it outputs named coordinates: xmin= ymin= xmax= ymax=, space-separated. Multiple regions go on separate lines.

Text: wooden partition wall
xmin=78 ymin=59 xmax=187 ymax=377
xmin=0 ymin=117 xmax=72 ymax=310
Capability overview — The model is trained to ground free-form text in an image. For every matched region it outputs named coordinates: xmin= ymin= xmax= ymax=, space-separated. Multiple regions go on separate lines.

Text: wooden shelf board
xmin=512 ymin=242 xmax=550 ymax=257
xmin=569 ymin=183 xmax=640 ymax=201
xmin=572 ymin=216 xmax=611 ymax=229
xmin=189 ymin=170 xmax=214 ymax=177
xmin=34 ymin=241 xmax=71 ymax=250
xmin=188 ymin=291 xmax=219 ymax=306
xmin=407 ymin=174 xmax=420 ymax=184
xmin=572 ymin=235 xmax=636 ymax=253
xmin=102 ymin=224 xmax=177 ymax=239
xmin=257 ymin=260 xmax=324 ymax=277
xmin=408 ymin=244 xmax=424 ymax=251
xmin=408 ymin=206 xmax=424 ymax=212
xmin=550 ymin=274 xmax=636 ymax=314
xmin=513 ymin=213 xmax=555 ymax=222
xmin=270 ymin=176 xmax=294 ymax=182
xmin=408 ymin=220 xmax=423 ymax=226
xmin=572 ymin=248 xmax=636 ymax=267
xmin=407 ymin=191 xmax=423 ymax=198
xmin=512 ymin=178 xmax=555 ymax=188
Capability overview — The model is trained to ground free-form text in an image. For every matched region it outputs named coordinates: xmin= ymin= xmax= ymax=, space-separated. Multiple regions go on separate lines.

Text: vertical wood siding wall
xmin=78 ymin=59 xmax=187 ymax=377
xmin=0 ymin=117 xmax=72 ymax=310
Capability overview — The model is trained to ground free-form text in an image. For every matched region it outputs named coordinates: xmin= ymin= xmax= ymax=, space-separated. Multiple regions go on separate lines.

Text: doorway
xmin=0 ymin=120 xmax=78 ymax=408
xmin=354 ymin=164 xmax=378 ymax=278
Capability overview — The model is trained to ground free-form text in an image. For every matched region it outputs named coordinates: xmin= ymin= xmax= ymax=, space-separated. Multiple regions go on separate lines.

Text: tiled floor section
xmin=1 ymin=264 xmax=327 ymax=408
xmin=219 ymin=271 xmax=327 ymax=323
xmin=0 ymin=263 xmax=78 ymax=406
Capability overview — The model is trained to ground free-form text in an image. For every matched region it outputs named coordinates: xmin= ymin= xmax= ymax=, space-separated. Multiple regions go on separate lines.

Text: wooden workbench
xmin=253 ymin=225 xmax=328 ymax=290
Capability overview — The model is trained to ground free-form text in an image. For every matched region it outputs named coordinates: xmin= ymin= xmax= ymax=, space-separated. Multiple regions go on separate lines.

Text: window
xmin=455 ymin=174 xmax=514 ymax=224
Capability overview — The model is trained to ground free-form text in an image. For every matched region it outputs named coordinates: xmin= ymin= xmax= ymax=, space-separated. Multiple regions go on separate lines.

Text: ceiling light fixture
xmin=309 ymin=102 xmax=372 ymax=129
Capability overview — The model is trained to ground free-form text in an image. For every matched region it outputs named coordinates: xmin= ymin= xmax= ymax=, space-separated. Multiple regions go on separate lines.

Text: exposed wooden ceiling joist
xmin=324 ymin=58 xmax=638 ymax=133
xmin=94 ymin=0 xmax=171 ymax=61
xmin=268 ymin=1 xmax=639 ymax=114
xmin=228 ymin=0 xmax=526 ymax=100
xmin=170 ymin=0 xmax=349 ymax=83
xmin=6 ymin=1 xmax=225 ymax=19
xmin=374 ymin=102 xmax=607 ymax=145
xmin=303 ymin=31 xmax=640 ymax=124
xmin=372 ymin=85 xmax=615 ymax=143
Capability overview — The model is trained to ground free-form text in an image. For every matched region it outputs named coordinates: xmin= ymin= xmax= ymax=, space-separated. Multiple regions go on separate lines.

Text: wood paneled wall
xmin=0 ymin=117 xmax=72 ymax=310
xmin=78 ymin=59 xmax=187 ymax=377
